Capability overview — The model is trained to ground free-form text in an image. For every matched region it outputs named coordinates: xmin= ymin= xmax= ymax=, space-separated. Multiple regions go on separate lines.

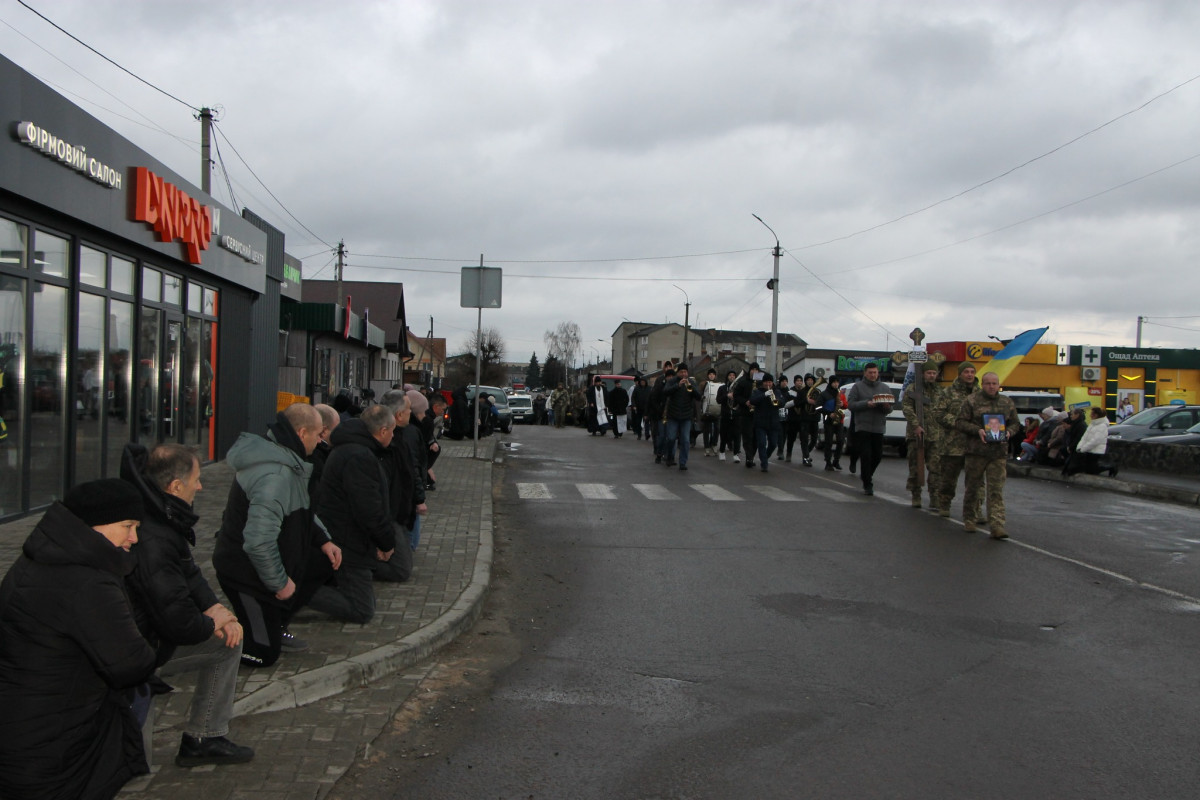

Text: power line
xmin=342 ymin=262 xmax=758 ymax=282
xmin=797 ymin=72 xmax=1200 ymax=251
xmin=349 ymin=248 xmax=763 ymax=264
xmin=15 ymin=0 xmax=199 ymax=112
xmin=211 ymin=123 xmax=333 ymax=249
xmin=821 ymin=150 xmax=1200 ymax=277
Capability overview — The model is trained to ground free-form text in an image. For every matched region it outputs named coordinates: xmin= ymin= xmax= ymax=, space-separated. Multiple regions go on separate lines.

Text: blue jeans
xmin=756 ymin=426 xmax=780 ymax=469
xmin=664 ymin=417 xmax=692 ymax=465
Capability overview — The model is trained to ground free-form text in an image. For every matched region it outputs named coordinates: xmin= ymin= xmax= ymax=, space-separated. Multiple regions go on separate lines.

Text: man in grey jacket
xmin=845 ymin=363 xmax=892 ymax=496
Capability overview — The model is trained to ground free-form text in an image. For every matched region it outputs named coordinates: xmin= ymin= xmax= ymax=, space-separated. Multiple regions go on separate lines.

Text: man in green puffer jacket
xmin=212 ymin=403 xmax=342 ymax=667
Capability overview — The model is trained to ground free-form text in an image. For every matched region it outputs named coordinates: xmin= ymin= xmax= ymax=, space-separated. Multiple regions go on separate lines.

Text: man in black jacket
xmin=308 ymin=404 xmax=401 ymax=624
xmin=122 ymin=443 xmax=254 ymax=767
xmin=732 ymin=363 xmax=760 ymax=468
xmin=608 ymin=379 xmax=630 ymax=437
xmin=663 ymin=363 xmax=699 ymax=470
xmin=382 ymin=389 xmax=428 ymax=554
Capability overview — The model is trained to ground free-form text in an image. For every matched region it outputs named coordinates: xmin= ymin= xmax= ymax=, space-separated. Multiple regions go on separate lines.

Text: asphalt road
xmin=384 ymin=424 xmax=1200 ymax=799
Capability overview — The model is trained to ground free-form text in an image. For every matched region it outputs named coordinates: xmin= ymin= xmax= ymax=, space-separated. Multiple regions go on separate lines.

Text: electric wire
xmin=15 ymin=0 xmax=199 ymax=112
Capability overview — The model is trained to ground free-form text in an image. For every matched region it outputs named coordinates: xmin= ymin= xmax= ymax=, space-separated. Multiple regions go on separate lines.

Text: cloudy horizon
xmin=3 ymin=0 xmax=1198 ymax=362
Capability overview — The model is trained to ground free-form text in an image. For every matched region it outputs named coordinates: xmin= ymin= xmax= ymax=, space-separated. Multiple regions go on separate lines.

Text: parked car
xmin=1134 ymin=419 xmax=1200 ymax=447
xmin=1106 ymin=405 xmax=1200 ymax=442
xmin=465 ymin=385 xmax=513 ymax=433
xmin=508 ymin=393 xmax=534 ymax=424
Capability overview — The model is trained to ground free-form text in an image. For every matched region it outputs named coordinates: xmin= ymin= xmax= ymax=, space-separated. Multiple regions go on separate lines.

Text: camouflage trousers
xmin=938 ymin=453 xmax=980 ymax=520
xmin=964 ymin=454 xmax=1007 ymax=530
xmin=905 ymin=440 xmax=940 ymax=501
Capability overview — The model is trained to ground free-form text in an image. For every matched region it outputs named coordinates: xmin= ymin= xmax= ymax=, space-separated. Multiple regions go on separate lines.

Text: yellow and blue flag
xmin=982 ymin=327 xmax=1049 ymax=384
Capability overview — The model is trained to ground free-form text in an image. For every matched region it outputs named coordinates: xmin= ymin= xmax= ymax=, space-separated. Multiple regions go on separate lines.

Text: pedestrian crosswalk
xmin=514 ymin=482 xmax=857 ymax=503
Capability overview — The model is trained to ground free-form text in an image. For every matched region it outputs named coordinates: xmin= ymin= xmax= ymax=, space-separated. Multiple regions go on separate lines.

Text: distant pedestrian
xmin=609 ymin=379 xmax=630 ymax=437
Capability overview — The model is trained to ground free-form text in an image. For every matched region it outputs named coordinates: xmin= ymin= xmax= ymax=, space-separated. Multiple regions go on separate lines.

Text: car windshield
xmin=509 ymin=397 xmax=532 ymax=409
xmin=1120 ymin=407 xmax=1175 ymax=426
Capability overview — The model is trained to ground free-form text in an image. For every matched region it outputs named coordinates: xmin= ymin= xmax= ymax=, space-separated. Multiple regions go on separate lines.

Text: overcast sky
xmin=3 ymin=0 xmax=1199 ymax=363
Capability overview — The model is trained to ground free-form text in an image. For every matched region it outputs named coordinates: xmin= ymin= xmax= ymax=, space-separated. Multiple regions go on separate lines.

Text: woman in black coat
xmin=0 ymin=479 xmax=156 ymax=800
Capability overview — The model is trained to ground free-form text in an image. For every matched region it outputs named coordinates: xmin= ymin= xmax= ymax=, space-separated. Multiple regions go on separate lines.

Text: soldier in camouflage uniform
xmin=954 ymin=371 xmax=1019 ymax=538
xmin=932 ymin=361 xmax=979 ymax=519
xmin=902 ymin=363 xmax=943 ymax=509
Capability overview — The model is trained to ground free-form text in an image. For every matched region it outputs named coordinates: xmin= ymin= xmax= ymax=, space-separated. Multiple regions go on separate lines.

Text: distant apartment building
xmin=611 ymin=322 xmax=803 ymax=375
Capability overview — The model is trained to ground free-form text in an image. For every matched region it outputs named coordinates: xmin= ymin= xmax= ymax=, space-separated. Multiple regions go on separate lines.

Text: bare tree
xmin=448 ymin=327 xmax=507 ymax=387
xmin=544 ymin=321 xmax=581 ymax=373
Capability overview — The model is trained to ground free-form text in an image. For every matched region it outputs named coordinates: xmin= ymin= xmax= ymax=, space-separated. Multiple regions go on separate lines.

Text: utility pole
xmin=335 ymin=240 xmax=345 ymax=305
xmin=1136 ymin=315 xmax=1144 ymax=348
xmin=673 ymin=285 xmax=691 ymax=369
xmin=199 ymin=107 xmax=214 ymax=194
xmin=753 ymin=214 xmax=782 ymax=377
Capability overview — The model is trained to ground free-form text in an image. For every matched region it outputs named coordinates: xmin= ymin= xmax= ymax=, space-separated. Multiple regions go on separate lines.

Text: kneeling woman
xmin=0 ymin=479 xmax=156 ymax=800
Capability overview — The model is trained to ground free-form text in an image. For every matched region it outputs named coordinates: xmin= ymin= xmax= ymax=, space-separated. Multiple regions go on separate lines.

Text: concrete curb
xmin=230 ymin=458 xmax=496 ymax=718
xmin=1007 ymin=461 xmax=1200 ymax=507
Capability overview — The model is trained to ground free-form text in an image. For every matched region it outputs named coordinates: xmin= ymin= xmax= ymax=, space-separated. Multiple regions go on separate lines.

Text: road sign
xmin=461 ymin=267 xmax=502 ymax=309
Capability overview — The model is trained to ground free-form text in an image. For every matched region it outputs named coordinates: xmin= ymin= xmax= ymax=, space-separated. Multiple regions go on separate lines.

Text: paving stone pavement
xmin=0 ymin=435 xmax=498 ymax=800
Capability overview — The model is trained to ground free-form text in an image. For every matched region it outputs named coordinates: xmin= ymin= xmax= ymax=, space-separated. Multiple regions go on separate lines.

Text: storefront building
xmin=0 ymin=54 xmax=275 ymax=519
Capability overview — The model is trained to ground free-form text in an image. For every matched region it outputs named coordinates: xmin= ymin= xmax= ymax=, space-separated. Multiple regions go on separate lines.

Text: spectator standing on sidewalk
xmin=308 ymin=404 xmax=403 ymax=624
xmin=0 ymin=479 xmax=156 ymax=800
xmin=394 ymin=389 xmax=431 ymax=550
xmin=121 ymin=442 xmax=254 ymax=767
xmin=212 ymin=403 xmax=343 ymax=667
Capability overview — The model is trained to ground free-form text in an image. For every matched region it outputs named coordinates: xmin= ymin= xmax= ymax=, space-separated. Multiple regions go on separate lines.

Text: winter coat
xmin=731 ymin=373 xmax=755 ymax=418
xmin=212 ymin=413 xmax=327 ymax=603
xmin=750 ymin=386 xmax=785 ymax=430
xmin=934 ymin=376 xmax=979 ymax=457
xmin=663 ymin=375 xmax=700 ymax=420
xmin=319 ymin=418 xmax=398 ymax=569
xmin=609 ymin=385 xmax=630 ymax=415
xmin=902 ymin=380 xmax=943 ymax=444
xmin=630 ymin=383 xmax=650 ymax=415
xmin=121 ymin=444 xmax=219 ymax=666
xmin=846 ymin=378 xmax=892 ymax=435
xmin=954 ymin=390 xmax=1019 ymax=459
xmin=0 ymin=503 xmax=156 ymax=800
xmin=1078 ymin=417 xmax=1110 ymax=455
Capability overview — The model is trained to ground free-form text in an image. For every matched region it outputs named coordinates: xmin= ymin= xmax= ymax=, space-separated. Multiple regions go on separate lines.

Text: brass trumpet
xmin=806 ymin=371 xmax=827 ymax=403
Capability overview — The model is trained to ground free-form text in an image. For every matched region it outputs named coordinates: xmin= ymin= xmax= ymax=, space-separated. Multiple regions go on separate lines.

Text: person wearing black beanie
xmin=0 ymin=480 xmax=156 ymax=798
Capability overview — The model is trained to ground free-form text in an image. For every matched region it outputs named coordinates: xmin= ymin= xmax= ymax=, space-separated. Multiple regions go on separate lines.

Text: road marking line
xmin=577 ymin=483 xmax=617 ymax=500
xmin=746 ymin=485 xmax=805 ymax=502
xmin=632 ymin=484 xmax=679 ymax=501
xmin=803 ymin=487 xmax=853 ymax=503
xmin=516 ymin=483 xmax=551 ymax=499
xmin=690 ymin=484 xmax=743 ymax=501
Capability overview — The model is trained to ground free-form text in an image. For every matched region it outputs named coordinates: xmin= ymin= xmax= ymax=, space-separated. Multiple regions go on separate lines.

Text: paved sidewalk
xmin=1008 ymin=458 xmax=1200 ymax=506
xmin=0 ymin=436 xmax=498 ymax=799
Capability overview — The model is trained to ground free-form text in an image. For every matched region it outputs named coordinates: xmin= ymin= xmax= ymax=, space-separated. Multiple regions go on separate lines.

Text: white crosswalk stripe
xmin=577 ymin=483 xmax=618 ymax=500
xmin=745 ymin=485 xmax=806 ymax=502
xmin=632 ymin=484 xmax=680 ymax=501
xmin=689 ymin=484 xmax=743 ymax=501
xmin=515 ymin=482 xmax=857 ymax=503
xmin=517 ymin=483 xmax=551 ymax=499
xmin=803 ymin=486 xmax=854 ymax=503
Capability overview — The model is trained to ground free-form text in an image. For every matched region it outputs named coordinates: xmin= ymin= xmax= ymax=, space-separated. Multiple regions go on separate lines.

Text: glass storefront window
xmin=75 ymin=292 xmax=104 ymax=483
xmin=105 ymin=300 xmax=133 ymax=478
xmin=30 ymin=282 xmax=67 ymax=506
xmin=80 ymin=246 xmax=106 ymax=288
xmin=33 ymin=231 xmax=69 ymax=278
xmin=0 ymin=274 xmax=25 ymax=516
xmin=1 ymin=218 xmax=28 ymax=270
xmin=142 ymin=267 xmax=161 ymax=302
xmin=187 ymin=283 xmax=202 ymax=313
xmin=137 ymin=307 xmax=159 ymax=445
xmin=110 ymin=257 xmax=133 ymax=295
xmin=163 ymin=273 xmax=182 ymax=306
xmin=204 ymin=288 xmax=218 ymax=316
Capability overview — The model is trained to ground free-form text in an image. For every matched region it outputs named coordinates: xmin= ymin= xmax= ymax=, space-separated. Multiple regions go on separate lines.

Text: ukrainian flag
xmin=982 ymin=327 xmax=1049 ymax=384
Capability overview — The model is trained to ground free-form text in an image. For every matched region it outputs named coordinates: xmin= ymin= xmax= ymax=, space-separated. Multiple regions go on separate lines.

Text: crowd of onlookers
xmin=1013 ymin=404 xmax=1115 ymax=476
xmin=0 ymin=383 xmax=446 ymax=799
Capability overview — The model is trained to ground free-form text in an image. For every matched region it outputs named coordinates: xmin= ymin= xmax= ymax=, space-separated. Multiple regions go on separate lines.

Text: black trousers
xmin=854 ymin=430 xmax=885 ymax=486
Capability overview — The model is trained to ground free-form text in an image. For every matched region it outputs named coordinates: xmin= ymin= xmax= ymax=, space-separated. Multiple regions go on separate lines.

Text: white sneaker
xmin=718 ymin=452 xmax=726 ymax=461
xmin=733 ymin=454 xmax=741 ymax=463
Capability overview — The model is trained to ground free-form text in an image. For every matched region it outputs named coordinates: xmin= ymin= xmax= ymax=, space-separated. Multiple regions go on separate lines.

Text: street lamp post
xmin=673 ymin=284 xmax=691 ymax=369
xmin=753 ymin=214 xmax=782 ymax=377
